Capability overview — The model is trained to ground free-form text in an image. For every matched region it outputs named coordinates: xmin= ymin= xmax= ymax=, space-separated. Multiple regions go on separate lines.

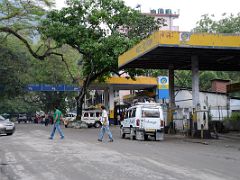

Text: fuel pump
xmin=195 ymin=105 xmax=209 ymax=139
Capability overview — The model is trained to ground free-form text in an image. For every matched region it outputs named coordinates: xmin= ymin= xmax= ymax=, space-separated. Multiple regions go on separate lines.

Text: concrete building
xmin=143 ymin=8 xmax=179 ymax=31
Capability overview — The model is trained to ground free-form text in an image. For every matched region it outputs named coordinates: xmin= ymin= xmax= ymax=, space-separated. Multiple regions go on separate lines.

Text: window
xmin=132 ymin=109 xmax=136 ymax=117
xmin=124 ymin=111 xmax=129 ymax=119
xmin=142 ymin=108 xmax=160 ymax=118
xmin=84 ymin=113 xmax=89 ymax=117
xmin=128 ymin=110 xmax=132 ymax=118
xmin=90 ymin=113 xmax=94 ymax=117
xmin=96 ymin=112 xmax=101 ymax=117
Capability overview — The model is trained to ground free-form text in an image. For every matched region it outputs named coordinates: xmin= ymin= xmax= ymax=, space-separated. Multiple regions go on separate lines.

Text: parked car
xmin=120 ymin=103 xmax=165 ymax=141
xmin=0 ymin=115 xmax=15 ymax=135
xmin=17 ymin=113 xmax=28 ymax=123
xmin=64 ymin=112 xmax=77 ymax=128
xmin=81 ymin=110 xmax=102 ymax=128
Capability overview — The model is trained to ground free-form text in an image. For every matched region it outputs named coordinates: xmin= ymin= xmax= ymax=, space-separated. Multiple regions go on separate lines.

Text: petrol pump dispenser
xmin=196 ymin=106 xmax=209 ymax=131
xmin=192 ymin=104 xmax=210 ymax=138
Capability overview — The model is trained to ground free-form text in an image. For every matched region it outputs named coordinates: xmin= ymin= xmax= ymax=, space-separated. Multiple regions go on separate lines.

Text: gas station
xmin=118 ymin=31 xmax=240 ymax=137
xmin=88 ymin=76 xmax=158 ymax=123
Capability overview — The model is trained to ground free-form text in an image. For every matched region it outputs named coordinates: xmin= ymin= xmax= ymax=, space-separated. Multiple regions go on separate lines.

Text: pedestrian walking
xmin=98 ymin=105 xmax=113 ymax=142
xmin=49 ymin=106 xmax=64 ymax=140
xmin=44 ymin=113 xmax=49 ymax=126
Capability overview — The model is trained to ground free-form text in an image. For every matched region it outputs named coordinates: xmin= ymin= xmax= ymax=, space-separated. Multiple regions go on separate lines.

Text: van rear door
xmin=141 ymin=107 xmax=160 ymax=131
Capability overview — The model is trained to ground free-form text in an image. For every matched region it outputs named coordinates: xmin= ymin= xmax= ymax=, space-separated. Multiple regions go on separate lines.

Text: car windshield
xmin=0 ymin=115 xmax=6 ymax=121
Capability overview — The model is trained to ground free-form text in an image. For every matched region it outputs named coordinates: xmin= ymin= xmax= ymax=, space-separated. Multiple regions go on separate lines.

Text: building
xmin=143 ymin=8 xmax=180 ymax=31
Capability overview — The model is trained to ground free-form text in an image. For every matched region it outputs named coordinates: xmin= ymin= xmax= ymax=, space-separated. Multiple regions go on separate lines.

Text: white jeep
xmin=120 ymin=103 xmax=165 ymax=141
xmin=81 ymin=110 xmax=102 ymax=128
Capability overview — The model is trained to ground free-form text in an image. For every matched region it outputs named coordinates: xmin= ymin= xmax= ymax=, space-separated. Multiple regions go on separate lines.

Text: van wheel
xmin=6 ymin=133 xmax=13 ymax=136
xmin=144 ymin=134 xmax=148 ymax=141
xmin=94 ymin=122 xmax=101 ymax=128
xmin=130 ymin=128 xmax=136 ymax=140
xmin=120 ymin=127 xmax=125 ymax=139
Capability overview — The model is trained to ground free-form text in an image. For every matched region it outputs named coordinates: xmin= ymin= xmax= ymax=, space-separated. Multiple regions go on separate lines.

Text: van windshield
xmin=142 ymin=108 xmax=160 ymax=118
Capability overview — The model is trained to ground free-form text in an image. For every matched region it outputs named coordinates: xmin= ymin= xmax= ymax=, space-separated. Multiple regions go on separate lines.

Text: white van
xmin=81 ymin=110 xmax=102 ymax=128
xmin=120 ymin=103 xmax=165 ymax=141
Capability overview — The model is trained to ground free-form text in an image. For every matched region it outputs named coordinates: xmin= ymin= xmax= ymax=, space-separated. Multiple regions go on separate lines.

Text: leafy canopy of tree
xmin=0 ymin=0 xmax=82 ymax=114
xmin=41 ymin=0 xmax=162 ymax=116
xmin=0 ymin=34 xmax=80 ymax=114
xmin=0 ymin=0 xmax=75 ymax=74
xmin=194 ymin=13 xmax=240 ymax=33
xmin=0 ymin=36 xmax=31 ymax=98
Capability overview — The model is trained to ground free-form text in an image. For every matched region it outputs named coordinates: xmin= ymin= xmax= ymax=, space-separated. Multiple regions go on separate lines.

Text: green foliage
xmin=0 ymin=36 xmax=32 ymax=98
xmin=40 ymin=0 xmax=162 ymax=115
xmin=229 ymin=112 xmax=240 ymax=121
xmin=41 ymin=0 xmax=161 ymax=80
xmin=194 ymin=13 xmax=240 ymax=33
xmin=223 ymin=112 xmax=240 ymax=131
xmin=0 ymin=0 xmax=54 ymax=36
xmin=0 ymin=36 xmax=79 ymax=114
xmin=0 ymin=1 xmax=80 ymax=114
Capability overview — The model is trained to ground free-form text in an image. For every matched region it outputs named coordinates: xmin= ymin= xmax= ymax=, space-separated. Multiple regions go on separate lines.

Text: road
xmin=1 ymin=124 xmax=240 ymax=180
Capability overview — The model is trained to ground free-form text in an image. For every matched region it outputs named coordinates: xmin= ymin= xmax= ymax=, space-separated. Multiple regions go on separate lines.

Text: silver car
xmin=0 ymin=115 xmax=15 ymax=135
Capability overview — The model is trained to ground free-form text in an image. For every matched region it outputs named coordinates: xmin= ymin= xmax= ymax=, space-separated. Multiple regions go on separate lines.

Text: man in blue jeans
xmin=49 ymin=106 xmax=64 ymax=140
xmin=98 ymin=105 xmax=113 ymax=142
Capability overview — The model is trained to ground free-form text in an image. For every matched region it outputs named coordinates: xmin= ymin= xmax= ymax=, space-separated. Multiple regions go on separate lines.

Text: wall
xmin=174 ymin=90 xmax=235 ymax=121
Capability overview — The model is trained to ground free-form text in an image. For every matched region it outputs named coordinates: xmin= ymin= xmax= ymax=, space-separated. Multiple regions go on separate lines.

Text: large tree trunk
xmin=76 ymin=93 xmax=85 ymax=120
xmin=76 ymin=78 xmax=89 ymax=120
xmin=75 ymin=65 xmax=110 ymax=119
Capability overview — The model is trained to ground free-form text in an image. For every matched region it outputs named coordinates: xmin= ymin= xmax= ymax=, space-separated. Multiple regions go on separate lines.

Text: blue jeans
xmin=98 ymin=125 xmax=113 ymax=140
xmin=50 ymin=123 xmax=64 ymax=138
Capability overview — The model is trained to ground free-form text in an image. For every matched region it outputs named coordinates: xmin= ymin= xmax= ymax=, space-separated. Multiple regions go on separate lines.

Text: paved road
xmin=1 ymin=124 xmax=240 ymax=180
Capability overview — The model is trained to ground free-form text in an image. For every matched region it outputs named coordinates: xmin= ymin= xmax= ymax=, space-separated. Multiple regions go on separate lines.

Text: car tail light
xmin=136 ymin=119 xmax=140 ymax=126
xmin=160 ymin=120 xmax=164 ymax=127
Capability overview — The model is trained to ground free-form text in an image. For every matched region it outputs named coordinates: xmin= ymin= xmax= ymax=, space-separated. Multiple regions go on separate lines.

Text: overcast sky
xmin=55 ymin=0 xmax=240 ymax=31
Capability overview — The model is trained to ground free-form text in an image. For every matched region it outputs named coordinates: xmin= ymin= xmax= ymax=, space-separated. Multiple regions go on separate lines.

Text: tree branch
xmin=0 ymin=26 xmax=76 ymax=82
xmin=48 ymin=52 xmax=76 ymax=82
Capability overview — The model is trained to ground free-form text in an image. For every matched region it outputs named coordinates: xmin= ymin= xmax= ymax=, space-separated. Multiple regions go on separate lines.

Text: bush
xmin=223 ymin=112 xmax=240 ymax=131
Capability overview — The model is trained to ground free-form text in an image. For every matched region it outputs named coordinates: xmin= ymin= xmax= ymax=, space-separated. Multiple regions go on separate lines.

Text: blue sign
xmin=26 ymin=84 xmax=81 ymax=92
xmin=27 ymin=84 xmax=42 ymax=91
xmin=158 ymin=89 xmax=169 ymax=99
xmin=55 ymin=84 xmax=65 ymax=91
xmin=157 ymin=76 xmax=169 ymax=99
xmin=42 ymin=84 xmax=55 ymax=91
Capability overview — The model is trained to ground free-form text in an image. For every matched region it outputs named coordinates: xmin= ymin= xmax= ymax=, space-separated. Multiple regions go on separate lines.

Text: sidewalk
xmin=218 ymin=132 xmax=240 ymax=141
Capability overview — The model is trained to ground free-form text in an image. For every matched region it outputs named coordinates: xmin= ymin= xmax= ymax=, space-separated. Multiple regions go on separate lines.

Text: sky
xmin=55 ymin=0 xmax=240 ymax=31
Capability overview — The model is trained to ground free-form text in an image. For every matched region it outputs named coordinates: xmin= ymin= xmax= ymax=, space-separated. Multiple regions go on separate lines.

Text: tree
xmin=41 ymin=0 xmax=162 ymax=117
xmin=27 ymin=46 xmax=80 ymax=113
xmin=193 ymin=13 xmax=240 ymax=90
xmin=194 ymin=13 xmax=240 ymax=33
xmin=0 ymin=1 xmax=80 ymax=113
xmin=0 ymin=35 xmax=77 ymax=114
xmin=0 ymin=0 xmax=75 ymax=80
xmin=0 ymin=36 xmax=32 ymax=98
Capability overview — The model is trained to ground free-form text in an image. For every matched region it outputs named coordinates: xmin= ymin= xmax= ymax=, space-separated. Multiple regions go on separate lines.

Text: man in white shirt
xmin=98 ymin=105 xmax=113 ymax=142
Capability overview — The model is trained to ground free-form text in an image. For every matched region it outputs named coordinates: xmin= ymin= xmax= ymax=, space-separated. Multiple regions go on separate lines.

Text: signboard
xmin=55 ymin=84 xmax=65 ymax=91
xmin=42 ymin=84 xmax=55 ymax=91
xmin=157 ymin=76 xmax=169 ymax=99
xmin=27 ymin=84 xmax=42 ymax=91
xmin=27 ymin=84 xmax=81 ymax=92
